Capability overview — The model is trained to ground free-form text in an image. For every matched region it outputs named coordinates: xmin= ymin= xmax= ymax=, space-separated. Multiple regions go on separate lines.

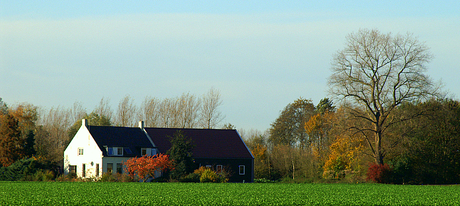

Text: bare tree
xmin=94 ymin=97 xmax=113 ymax=123
xmin=115 ymin=95 xmax=137 ymax=127
xmin=69 ymin=101 xmax=87 ymax=124
xmin=158 ymin=98 xmax=174 ymax=128
xmin=328 ymin=29 xmax=440 ymax=165
xmin=200 ymin=88 xmax=225 ymax=129
xmin=37 ymin=106 xmax=73 ymax=165
xmin=139 ymin=96 xmax=160 ymax=127
xmin=178 ymin=92 xmax=201 ymax=128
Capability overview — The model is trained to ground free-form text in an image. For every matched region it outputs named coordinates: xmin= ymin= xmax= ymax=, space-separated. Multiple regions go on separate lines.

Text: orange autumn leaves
xmin=123 ymin=154 xmax=173 ymax=182
xmin=304 ymin=109 xmax=365 ymax=179
xmin=0 ymin=104 xmax=37 ymax=167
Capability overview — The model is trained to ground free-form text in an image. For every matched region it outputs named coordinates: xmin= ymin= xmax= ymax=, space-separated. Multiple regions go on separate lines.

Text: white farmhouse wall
xmin=63 ymin=124 xmax=102 ymax=178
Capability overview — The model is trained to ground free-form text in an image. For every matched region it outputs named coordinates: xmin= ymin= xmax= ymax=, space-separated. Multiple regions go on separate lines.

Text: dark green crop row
xmin=0 ymin=182 xmax=459 ymax=205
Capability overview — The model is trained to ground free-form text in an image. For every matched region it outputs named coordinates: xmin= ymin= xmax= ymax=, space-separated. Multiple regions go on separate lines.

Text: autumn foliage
xmin=123 ymin=154 xmax=173 ymax=182
xmin=366 ymin=163 xmax=392 ymax=183
xmin=192 ymin=166 xmax=229 ymax=183
xmin=0 ymin=113 xmax=24 ymax=167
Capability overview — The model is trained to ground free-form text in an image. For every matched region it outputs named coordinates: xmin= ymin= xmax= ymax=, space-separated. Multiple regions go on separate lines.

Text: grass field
xmin=0 ymin=182 xmax=459 ymax=205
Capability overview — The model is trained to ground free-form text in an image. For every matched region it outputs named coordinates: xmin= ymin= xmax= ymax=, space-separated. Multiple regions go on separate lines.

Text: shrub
xmin=99 ymin=172 xmax=117 ymax=182
xmin=124 ymin=154 xmax=173 ymax=182
xmin=366 ymin=163 xmax=392 ymax=183
xmin=215 ymin=170 xmax=229 ymax=183
xmin=200 ymin=169 xmax=217 ymax=183
xmin=31 ymin=170 xmax=55 ymax=181
xmin=192 ymin=166 xmax=229 ymax=183
xmin=0 ymin=158 xmax=58 ymax=181
xmin=180 ymin=173 xmax=200 ymax=182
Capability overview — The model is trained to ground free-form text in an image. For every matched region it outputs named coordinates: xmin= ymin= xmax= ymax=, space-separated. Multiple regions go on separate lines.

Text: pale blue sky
xmin=1 ymin=1 xmax=459 ymax=131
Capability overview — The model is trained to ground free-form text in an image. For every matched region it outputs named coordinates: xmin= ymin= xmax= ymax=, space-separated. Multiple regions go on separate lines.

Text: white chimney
xmin=139 ymin=121 xmax=144 ymax=129
xmin=82 ymin=119 xmax=88 ymax=127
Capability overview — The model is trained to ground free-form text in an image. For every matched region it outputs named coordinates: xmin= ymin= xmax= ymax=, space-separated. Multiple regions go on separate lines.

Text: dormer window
xmin=116 ymin=147 xmax=123 ymax=156
xmin=107 ymin=147 xmax=124 ymax=156
xmin=141 ymin=148 xmax=158 ymax=156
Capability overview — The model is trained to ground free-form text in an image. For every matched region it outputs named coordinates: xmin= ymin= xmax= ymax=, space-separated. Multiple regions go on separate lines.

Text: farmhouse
xmin=63 ymin=119 xmax=254 ymax=182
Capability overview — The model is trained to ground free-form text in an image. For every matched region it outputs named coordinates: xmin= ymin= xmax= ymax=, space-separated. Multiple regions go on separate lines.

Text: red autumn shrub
xmin=124 ymin=154 xmax=173 ymax=182
xmin=366 ymin=163 xmax=392 ymax=183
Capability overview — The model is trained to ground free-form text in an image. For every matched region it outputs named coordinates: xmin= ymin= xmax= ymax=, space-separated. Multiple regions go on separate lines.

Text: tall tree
xmin=36 ymin=106 xmax=73 ymax=164
xmin=178 ymin=93 xmax=201 ymax=128
xmin=391 ymin=99 xmax=460 ymax=184
xmin=200 ymin=88 xmax=224 ymax=129
xmin=67 ymin=112 xmax=112 ymax=139
xmin=0 ymin=113 xmax=23 ymax=167
xmin=269 ymin=98 xmax=315 ymax=148
xmin=166 ymin=130 xmax=195 ymax=180
xmin=316 ymin=98 xmax=335 ymax=114
xmin=1 ymin=104 xmax=39 ymax=161
xmin=139 ymin=96 xmax=160 ymax=127
xmin=328 ymin=29 xmax=439 ymax=165
xmin=94 ymin=97 xmax=113 ymax=123
xmin=158 ymin=98 xmax=177 ymax=128
xmin=0 ymin=98 xmax=7 ymax=115
xmin=116 ymin=95 xmax=137 ymax=127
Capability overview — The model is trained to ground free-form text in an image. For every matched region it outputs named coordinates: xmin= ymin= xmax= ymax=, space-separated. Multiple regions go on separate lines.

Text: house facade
xmin=63 ymin=120 xmax=254 ymax=182
xmin=145 ymin=128 xmax=254 ymax=182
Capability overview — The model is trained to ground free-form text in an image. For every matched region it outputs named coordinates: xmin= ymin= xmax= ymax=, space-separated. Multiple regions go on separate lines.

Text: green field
xmin=0 ymin=182 xmax=459 ymax=205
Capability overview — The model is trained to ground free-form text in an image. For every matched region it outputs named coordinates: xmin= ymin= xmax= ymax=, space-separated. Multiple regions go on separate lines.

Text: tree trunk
xmin=375 ymin=128 xmax=384 ymax=165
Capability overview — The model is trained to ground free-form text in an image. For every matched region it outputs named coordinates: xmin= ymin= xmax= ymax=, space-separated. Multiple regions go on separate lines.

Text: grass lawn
xmin=0 ymin=182 xmax=459 ymax=205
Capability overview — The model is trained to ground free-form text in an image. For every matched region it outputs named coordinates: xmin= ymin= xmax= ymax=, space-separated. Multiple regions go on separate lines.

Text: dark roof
xmin=88 ymin=126 xmax=153 ymax=157
xmin=144 ymin=128 xmax=254 ymax=159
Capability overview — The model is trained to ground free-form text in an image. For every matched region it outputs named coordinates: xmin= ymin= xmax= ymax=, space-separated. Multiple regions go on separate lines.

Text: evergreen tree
xmin=166 ymin=130 xmax=195 ymax=180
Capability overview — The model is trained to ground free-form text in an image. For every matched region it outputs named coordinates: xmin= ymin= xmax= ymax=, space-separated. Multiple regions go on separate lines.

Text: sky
xmin=1 ymin=1 xmax=459 ymax=131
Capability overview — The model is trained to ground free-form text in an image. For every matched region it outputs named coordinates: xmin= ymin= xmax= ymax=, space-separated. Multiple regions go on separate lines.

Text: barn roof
xmin=88 ymin=126 xmax=154 ymax=157
xmin=85 ymin=124 xmax=253 ymax=159
xmin=144 ymin=128 xmax=254 ymax=159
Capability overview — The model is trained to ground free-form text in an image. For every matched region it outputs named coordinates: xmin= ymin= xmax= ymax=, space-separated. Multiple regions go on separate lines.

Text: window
xmin=239 ymin=165 xmax=245 ymax=175
xmin=78 ymin=148 xmax=84 ymax=156
xmin=206 ymin=165 xmax=212 ymax=169
xmin=141 ymin=148 xmax=147 ymax=156
xmin=151 ymin=148 xmax=157 ymax=156
xmin=96 ymin=164 xmax=100 ymax=177
xmin=216 ymin=165 xmax=223 ymax=173
xmin=117 ymin=147 xmax=123 ymax=156
xmin=82 ymin=164 xmax=86 ymax=177
xmin=108 ymin=147 xmax=123 ymax=156
xmin=107 ymin=163 xmax=113 ymax=174
xmin=125 ymin=148 xmax=132 ymax=155
xmin=116 ymin=163 xmax=123 ymax=174
xmin=70 ymin=165 xmax=77 ymax=174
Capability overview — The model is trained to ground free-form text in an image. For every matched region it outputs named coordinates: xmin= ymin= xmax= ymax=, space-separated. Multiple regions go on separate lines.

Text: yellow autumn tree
xmin=321 ymin=107 xmax=367 ymax=179
xmin=305 ymin=111 xmax=335 ymax=158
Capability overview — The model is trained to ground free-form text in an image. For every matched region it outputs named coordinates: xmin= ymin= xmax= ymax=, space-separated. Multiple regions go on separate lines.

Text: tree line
xmin=0 ymin=88 xmax=224 ymax=170
xmin=241 ymin=29 xmax=459 ymax=184
xmin=1 ymin=29 xmax=458 ymax=184
xmin=242 ymin=97 xmax=460 ymax=184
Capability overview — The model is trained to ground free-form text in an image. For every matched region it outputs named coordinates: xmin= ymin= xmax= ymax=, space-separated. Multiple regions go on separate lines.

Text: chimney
xmin=82 ymin=119 xmax=88 ymax=127
xmin=139 ymin=121 xmax=144 ymax=129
